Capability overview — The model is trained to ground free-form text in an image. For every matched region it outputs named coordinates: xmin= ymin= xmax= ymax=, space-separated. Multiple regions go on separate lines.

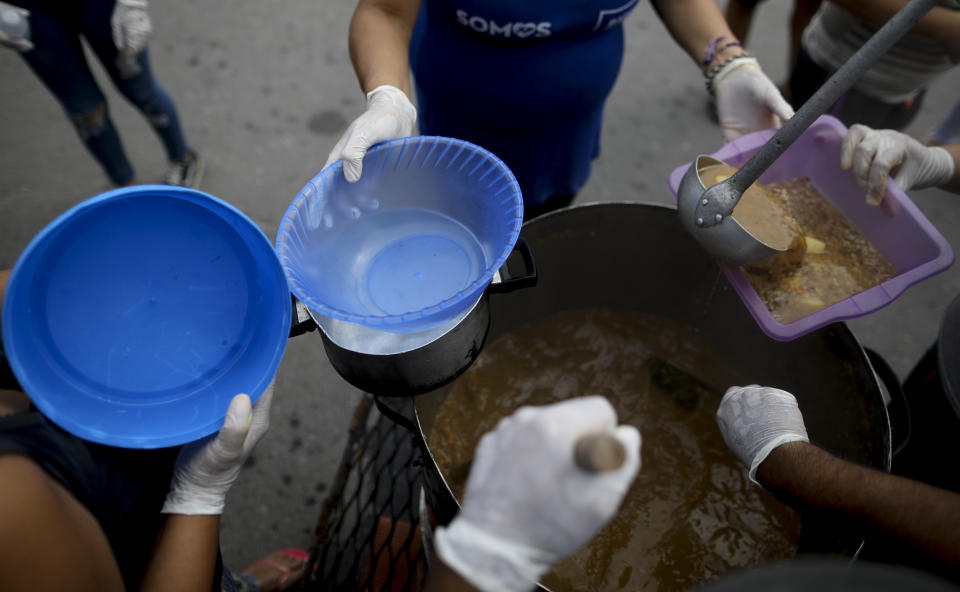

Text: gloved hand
xmin=841 ymin=124 xmax=956 ymax=206
xmin=323 ymin=85 xmax=417 ymax=182
xmin=434 ymin=396 xmax=641 ymax=592
xmin=714 ymin=57 xmax=795 ymax=142
xmin=111 ymin=0 xmax=151 ymax=76
xmin=162 ymin=382 xmax=275 ymax=515
xmin=715 ymin=385 xmax=809 ymax=486
xmin=0 ymin=2 xmax=33 ymax=52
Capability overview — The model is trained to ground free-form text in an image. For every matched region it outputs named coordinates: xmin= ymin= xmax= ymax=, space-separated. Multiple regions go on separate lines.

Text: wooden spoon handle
xmin=574 ymin=433 xmax=626 ymax=473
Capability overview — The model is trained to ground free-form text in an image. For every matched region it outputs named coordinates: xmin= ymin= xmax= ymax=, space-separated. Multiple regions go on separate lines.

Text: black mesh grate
xmin=301 ymin=395 xmax=428 ymax=592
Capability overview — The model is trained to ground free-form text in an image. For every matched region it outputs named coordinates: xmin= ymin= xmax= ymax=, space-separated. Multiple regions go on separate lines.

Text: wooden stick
xmin=574 ymin=433 xmax=626 ymax=472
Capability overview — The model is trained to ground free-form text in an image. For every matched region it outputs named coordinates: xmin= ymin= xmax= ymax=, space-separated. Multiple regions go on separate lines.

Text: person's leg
xmin=108 ymin=45 xmax=205 ymax=186
xmin=18 ymin=7 xmax=135 ymax=185
xmin=788 ymin=0 xmax=821 ymax=81
xmin=832 ymin=88 xmax=926 ymax=131
xmin=787 ymin=43 xmax=832 ymax=112
xmin=76 ymin=0 xmax=191 ymax=164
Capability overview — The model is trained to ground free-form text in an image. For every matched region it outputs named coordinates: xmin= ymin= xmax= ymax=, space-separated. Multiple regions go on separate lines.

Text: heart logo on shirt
xmin=513 ymin=22 xmax=537 ymax=38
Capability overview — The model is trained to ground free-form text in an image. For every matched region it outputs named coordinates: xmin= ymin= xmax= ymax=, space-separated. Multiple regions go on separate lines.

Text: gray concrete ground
xmin=1 ymin=0 xmax=958 ymax=575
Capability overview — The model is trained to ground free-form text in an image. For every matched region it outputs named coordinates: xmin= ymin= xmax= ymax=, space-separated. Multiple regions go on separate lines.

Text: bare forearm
xmin=758 ymin=442 xmax=960 ymax=568
xmin=349 ymin=0 xmax=421 ymax=96
xmin=651 ymin=0 xmax=742 ymax=74
xmin=140 ymin=514 xmax=221 ymax=592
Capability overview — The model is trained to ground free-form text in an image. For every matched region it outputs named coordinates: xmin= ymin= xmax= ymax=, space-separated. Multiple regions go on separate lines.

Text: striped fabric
xmin=802 ymin=1 xmax=959 ymax=102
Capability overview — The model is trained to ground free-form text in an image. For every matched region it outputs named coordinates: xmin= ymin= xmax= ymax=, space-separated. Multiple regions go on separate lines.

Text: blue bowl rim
xmin=276 ymin=136 xmax=524 ymax=327
xmin=1 ymin=185 xmax=292 ymax=448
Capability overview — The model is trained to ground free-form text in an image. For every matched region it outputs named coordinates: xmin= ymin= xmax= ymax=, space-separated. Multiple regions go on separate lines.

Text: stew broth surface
xmin=743 ymin=177 xmax=897 ymax=324
xmin=430 ymin=309 xmax=800 ymax=592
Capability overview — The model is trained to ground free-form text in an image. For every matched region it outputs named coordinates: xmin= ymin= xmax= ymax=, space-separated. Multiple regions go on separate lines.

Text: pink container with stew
xmin=667 ymin=115 xmax=954 ymax=341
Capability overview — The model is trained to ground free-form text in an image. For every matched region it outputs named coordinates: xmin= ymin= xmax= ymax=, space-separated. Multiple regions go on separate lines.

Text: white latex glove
xmin=0 ymin=2 xmax=33 ymax=52
xmin=434 ymin=396 xmax=641 ymax=592
xmin=323 ymin=85 xmax=417 ymax=182
xmin=715 ymin=385 xmax=809 ymax=486
xmin=841 ymin=124 xmax=956 ymax=206
xmin=162 ymin=382 xmax=275 ymax=515
xmin=714 ymin=57 xmax=795 ymax=142
xmin=111 ymin=0 xmax=151 ymax=76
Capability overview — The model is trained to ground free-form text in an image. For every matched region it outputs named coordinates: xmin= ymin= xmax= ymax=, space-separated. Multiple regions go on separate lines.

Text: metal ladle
xmin=677 ymin=0 xmax=939 ymax=266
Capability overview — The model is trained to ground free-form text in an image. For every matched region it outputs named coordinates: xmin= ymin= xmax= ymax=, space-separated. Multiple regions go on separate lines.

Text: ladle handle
xmin=574 ymin=432 xmax=627 ymax=473
xmin=726 ymin=0 xmax=939 ymax=197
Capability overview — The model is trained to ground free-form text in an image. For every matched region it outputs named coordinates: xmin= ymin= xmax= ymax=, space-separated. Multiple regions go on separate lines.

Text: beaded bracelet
xmin=701 ymin=35 xmax=728 ymax=68
xmin=704 ymin=51 xmax=755 ymax=96
xmin=717 ymin=40 xmax=744 ymax=54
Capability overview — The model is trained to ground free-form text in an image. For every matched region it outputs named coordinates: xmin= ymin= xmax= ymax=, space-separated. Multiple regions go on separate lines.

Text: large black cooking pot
xmin=413 ymin=202 xmax=893 ymax=581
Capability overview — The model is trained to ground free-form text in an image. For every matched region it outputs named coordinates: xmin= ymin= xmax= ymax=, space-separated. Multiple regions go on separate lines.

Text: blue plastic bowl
xmin=277 ymin=136 xmax=523 ymax=334
xmin=1 ymin=186 xmax=291 ymax=448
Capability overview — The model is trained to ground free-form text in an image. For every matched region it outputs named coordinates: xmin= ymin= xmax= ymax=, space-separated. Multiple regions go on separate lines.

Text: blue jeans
xmin=19 ymin=0 xmax=190 ymax=185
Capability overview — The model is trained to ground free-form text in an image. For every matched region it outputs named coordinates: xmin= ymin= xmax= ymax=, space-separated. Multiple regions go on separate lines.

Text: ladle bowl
xmin=677 ymin=155 xmax=789 ymax=265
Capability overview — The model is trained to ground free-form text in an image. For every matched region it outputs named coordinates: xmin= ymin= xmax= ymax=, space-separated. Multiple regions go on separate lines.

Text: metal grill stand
xmin=303 ymin=395 xmax=428 ymax=592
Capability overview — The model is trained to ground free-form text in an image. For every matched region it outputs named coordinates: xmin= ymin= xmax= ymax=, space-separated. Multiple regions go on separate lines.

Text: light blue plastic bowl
xmin=1 ymin=186 xmax=291 ymax=448
xmin=277 ymin=136 xmax=523 ymax=334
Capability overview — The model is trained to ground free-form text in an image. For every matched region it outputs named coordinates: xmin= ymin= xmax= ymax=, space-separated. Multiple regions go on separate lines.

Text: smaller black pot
xmin=290 ymin=239 xmax=536 ymax=397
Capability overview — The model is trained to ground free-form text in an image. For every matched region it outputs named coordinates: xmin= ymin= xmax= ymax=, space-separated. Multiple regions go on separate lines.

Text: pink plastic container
xmin=667 ymin=115 xmax=954 ymax=341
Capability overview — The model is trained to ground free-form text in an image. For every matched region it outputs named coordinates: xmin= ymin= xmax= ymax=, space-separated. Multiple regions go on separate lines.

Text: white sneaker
xmin=163 ymin=151 xmax=205 ymax=188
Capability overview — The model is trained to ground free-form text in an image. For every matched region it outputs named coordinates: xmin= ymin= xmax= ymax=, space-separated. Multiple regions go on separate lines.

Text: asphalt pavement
xmin=1 ymin=0 xmax=958 ymax=574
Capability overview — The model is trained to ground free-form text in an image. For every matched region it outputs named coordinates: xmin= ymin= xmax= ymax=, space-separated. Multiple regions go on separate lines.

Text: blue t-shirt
xmin=411 ymin=0 xmax=641 ymax=208
xmin=436 ymin=0 xmax=640 ymax=43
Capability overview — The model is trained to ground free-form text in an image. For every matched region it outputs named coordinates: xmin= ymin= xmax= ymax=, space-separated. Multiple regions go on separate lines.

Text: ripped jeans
xmin=18 ymin=0 xmax=190 ymax=185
